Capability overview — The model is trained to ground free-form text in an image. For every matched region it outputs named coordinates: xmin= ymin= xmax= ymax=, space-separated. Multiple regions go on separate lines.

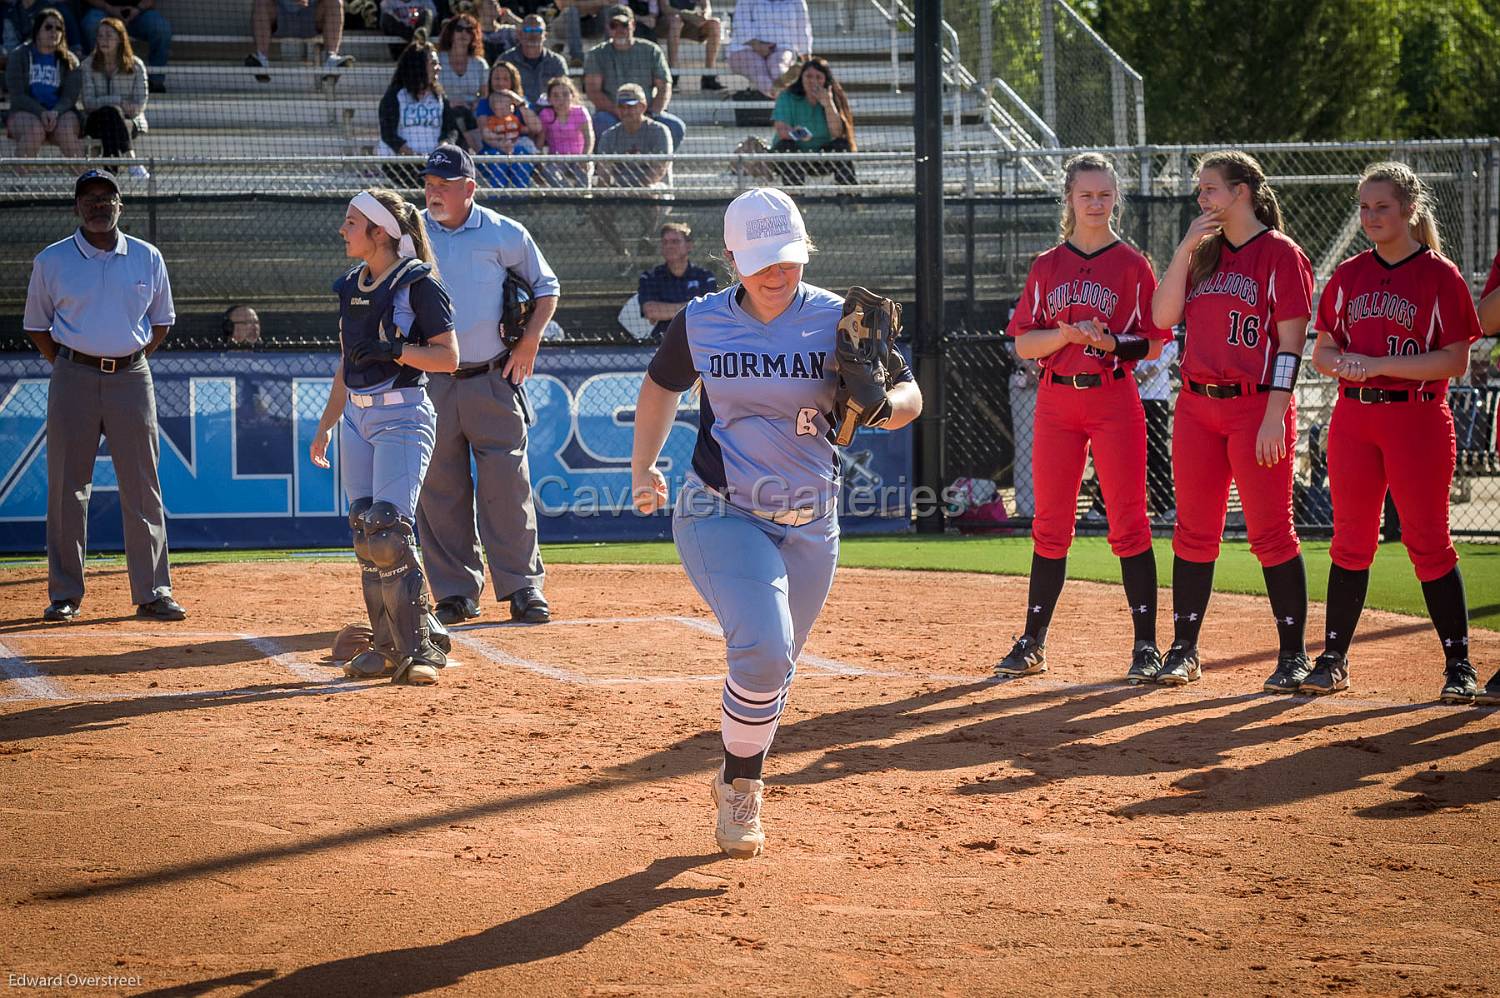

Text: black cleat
xmin=507 ymin=586 xmax=551 ymax=624
xmin=1476 ymin=668 xmax=1500 ymax=706
xmin=701 ymin=74 xmax=724 ymax=90
xmin=1155 ymin=642 xmax=1201 ymax=686
xmin=42 ymin=599 xmax=80 ymax=622
xmin=995 ymin=634 xmax=1046 ymax=676
xmin=1439 ymin=659 xmax=1478 ymax=704
xmin=433 ymin=595 xmax=480 ymax=626
xmin=1299 ymin=651 xmax=1349 ymax=695
xmin=136 ymin=595 xmax=187 ymax=621
xmin=1125 ymin=641 xmax=1163 ymax=685
xmin=1263 ymin=651 xmax=1313 ymax=693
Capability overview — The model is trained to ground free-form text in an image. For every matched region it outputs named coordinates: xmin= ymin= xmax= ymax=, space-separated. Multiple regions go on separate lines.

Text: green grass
xmin=543 ymin=536 xmax=1500 ymax=631
xmin=6 ymin=536 xmax=1496 ymax=631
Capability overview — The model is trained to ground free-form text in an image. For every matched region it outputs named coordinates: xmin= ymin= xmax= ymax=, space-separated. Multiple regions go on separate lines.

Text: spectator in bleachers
xmin=81 ymin=17 xmax=147 ymax=176
xmin=245 ymin=0 xmax=354 ymax=82
xmin=553 ymin=0 xmax=609 ymax=66
xmin=81 ymin=1 xmax=169 ymax=92
xmin=770 ymin=56 xmax=855 ymax=185
xmin=474 ymin=0 xmax=520 ymax=62
xmin=637 ymin=221 xmax=715 ymax=339
xmin=593 ymin=82 xmax=672 ymax=262
xmin=3 ymin=1 xmax=83 ymax=62
xmin=595 ymin=83 xmax=670 ymax=185
xmin=498 ymin=13 xmax=564 ymax=104
xmin=537 ymin=74 xmax=592 ymax=187
xmin=661 ymin=0 xmax=721 ymax=91
xmin=473 ymin=60 xmax=539 ymax=187
xmin=584 ymin=4 xmax=684 ymax=150
xmin=378 ymin=41 xmax=465 ymax=184
xmin=726 ymin=0 xmax=810 ymax=99
xmin=222 ymin=304 xmax=262 ymax=346
xmin=437 ymin=11 xmax=489 ymax=135
xmin=4 ymin=8 xmax=84 ymax=158
xmin=379 ymin=0 xmax=437 ymax=55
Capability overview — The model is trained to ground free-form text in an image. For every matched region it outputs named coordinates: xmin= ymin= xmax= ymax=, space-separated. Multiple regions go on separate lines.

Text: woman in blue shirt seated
xmin=4 ymin=7 xmax=84 ymax=158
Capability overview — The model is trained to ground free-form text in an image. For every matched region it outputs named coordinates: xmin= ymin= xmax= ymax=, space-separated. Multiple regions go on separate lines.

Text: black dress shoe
xmin=507 ymin=586 xmax=551 ymax=624
xmin=42 ymin=599 xmax=80 ymax=622
xmin=136 ymin=596 xmax=187 ymax=621
xmin=433 ymin=595 xmax=481 ymax=626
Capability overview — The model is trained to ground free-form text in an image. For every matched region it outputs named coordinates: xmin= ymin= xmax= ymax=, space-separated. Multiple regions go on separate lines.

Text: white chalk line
xmin=0 ymin=637 xmax=68 ymax=700
xmin=2 ymin=617 xmax=1495 ymax=716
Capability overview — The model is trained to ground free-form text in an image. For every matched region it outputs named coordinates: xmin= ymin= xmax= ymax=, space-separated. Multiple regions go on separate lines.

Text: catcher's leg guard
xmin=344 ymin=499 xmax=395 ymax=677
xmin=363 ymin=501 xmax=447 ymax=682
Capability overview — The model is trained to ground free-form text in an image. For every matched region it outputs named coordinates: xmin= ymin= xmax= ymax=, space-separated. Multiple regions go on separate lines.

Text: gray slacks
xmin=417 ymin=368 xmax=544 ymax=603
xmin=47 ymin=353 xmax=172 ymax=604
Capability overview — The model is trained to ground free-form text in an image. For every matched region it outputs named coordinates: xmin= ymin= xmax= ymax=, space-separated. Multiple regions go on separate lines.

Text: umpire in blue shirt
xmin=417 ymin=145 xmax=561 ymax=625
xmin=23 ymin=169 xmax=187 ymax=623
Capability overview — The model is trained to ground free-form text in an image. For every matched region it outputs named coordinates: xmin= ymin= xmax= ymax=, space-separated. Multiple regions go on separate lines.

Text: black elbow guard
xmin=1113 ymin=333 xmax=1150 ymax=362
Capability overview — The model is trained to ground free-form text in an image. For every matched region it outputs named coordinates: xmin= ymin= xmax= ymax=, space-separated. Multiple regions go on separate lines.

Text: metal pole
xmin=914 ymin=0 xmax=945 ymax=533
xmin=1041 ymin=0 xmax=1058 ymax=136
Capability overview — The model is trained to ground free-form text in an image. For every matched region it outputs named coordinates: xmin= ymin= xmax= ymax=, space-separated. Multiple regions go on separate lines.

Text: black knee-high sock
xmin=723 ymin=748 xmax=766 ymax=782
xmin=1262 ymin=554 xmax=1308 ymax=656
xmin=1172 ymin=556 xmax=1216 ymax=647
xmin=1024 ymin=552 xmax=1068 ymax=643
xmin=1420 ymin=567 xmax=1470 ymax=661
xmin=1119 ymin=549 xmax=1158 ymax=644
xmin=1322 ymin=563 xmax=1370 ymax=657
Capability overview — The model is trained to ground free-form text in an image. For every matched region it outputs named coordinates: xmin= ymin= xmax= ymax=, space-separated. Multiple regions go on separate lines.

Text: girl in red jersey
xmin=1150 ymin=151 xmax=1315 ymax=689
xmin=996 ymin=153 xmax=1172 ymax=681
xmin=1480 ymin=250 xmax=1500 ymax=705
xmin=1306 ymin=162 xmax=1485 ymax=702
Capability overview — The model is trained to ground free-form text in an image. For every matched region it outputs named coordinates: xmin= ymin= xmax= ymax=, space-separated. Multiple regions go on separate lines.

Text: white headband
xmin=351 ymin=191 xmax=417 ymax=259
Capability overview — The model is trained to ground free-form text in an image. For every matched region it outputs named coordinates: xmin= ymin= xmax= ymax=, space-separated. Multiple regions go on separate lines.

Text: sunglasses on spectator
xmin=41 ymin=22 xmax=64 ymax=33
xmin=521 ymin=26 xmax=544 ymax=34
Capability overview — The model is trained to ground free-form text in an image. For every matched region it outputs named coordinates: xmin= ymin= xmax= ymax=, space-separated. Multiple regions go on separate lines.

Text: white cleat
xmin=710 ymin=772 xmax=765 ymax=859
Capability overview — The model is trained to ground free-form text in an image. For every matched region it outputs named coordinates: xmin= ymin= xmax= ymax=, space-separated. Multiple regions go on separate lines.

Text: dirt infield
xmin=1 ymin=559 xmax=1497 ymax=996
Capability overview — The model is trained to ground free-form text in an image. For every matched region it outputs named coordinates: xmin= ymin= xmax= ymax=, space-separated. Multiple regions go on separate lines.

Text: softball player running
xmin=630 ymin=188 xmax=922 ymax=859
xmin=995 ymin=153 xmax=1170 ymax=682
xmin=310 ymin=188 xmax=459 ymax=686
xmin=1150 ymin=151 xmax=1315 ymax=690
xmin=1307 ymin=163 xmax=1484 ymax=702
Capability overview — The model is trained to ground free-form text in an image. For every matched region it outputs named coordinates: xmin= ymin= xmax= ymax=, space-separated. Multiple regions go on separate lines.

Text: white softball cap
xmin=723 ymin=187 xmax=809 ymax=277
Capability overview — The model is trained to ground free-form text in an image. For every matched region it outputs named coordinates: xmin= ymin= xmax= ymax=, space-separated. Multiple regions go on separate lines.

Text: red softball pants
xmin=1328 ymin=396 xmax=1458 ymax=582
xmin=1031 ymin=374 xmax=1152 ymax=560
xmin=1172 ymin=388 xmax=1300 ymax=567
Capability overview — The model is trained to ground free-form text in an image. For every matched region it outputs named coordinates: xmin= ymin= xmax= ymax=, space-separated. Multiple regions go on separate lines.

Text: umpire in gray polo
xmin=23 ymin=169 xmax=187 ymax=623
xmin=417 ymin=145 xmax=561 ymax=625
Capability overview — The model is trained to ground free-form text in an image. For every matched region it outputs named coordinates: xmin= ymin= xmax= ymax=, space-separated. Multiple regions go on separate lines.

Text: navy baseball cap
xmin=74 ymin=168 xmax=120 ymax=199
xmin=419 ymin=144 xmax=475 ymax=181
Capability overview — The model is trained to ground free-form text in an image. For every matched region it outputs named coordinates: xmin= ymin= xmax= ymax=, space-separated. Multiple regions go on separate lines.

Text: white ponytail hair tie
xmin=350 ymin=190 xmax=418 ymax=259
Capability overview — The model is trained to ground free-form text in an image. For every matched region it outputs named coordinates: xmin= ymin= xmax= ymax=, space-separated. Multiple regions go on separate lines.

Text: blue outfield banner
xmin=0 ymin=348 xmax=914 ymax=552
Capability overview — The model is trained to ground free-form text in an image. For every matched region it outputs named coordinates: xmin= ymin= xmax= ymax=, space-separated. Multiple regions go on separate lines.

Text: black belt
xmin=1046 ymin=368 xmax=1125 ymax=389
xmin=449 ymin=354 xmax=534 ymax=426
xmin=452 ymin=356 xmax=506 ymax=380
xmin=58 ymin=345 xmax=145 ymax=373
xmin=1187 ymin=380 xmax=1270 ymax=399
xmin=1343 ymin=387 xmax=1437 ymax=404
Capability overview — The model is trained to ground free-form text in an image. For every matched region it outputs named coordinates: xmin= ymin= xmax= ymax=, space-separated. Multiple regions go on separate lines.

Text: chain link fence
xmin=2 ymin=139 xmax=1498 ymax=539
